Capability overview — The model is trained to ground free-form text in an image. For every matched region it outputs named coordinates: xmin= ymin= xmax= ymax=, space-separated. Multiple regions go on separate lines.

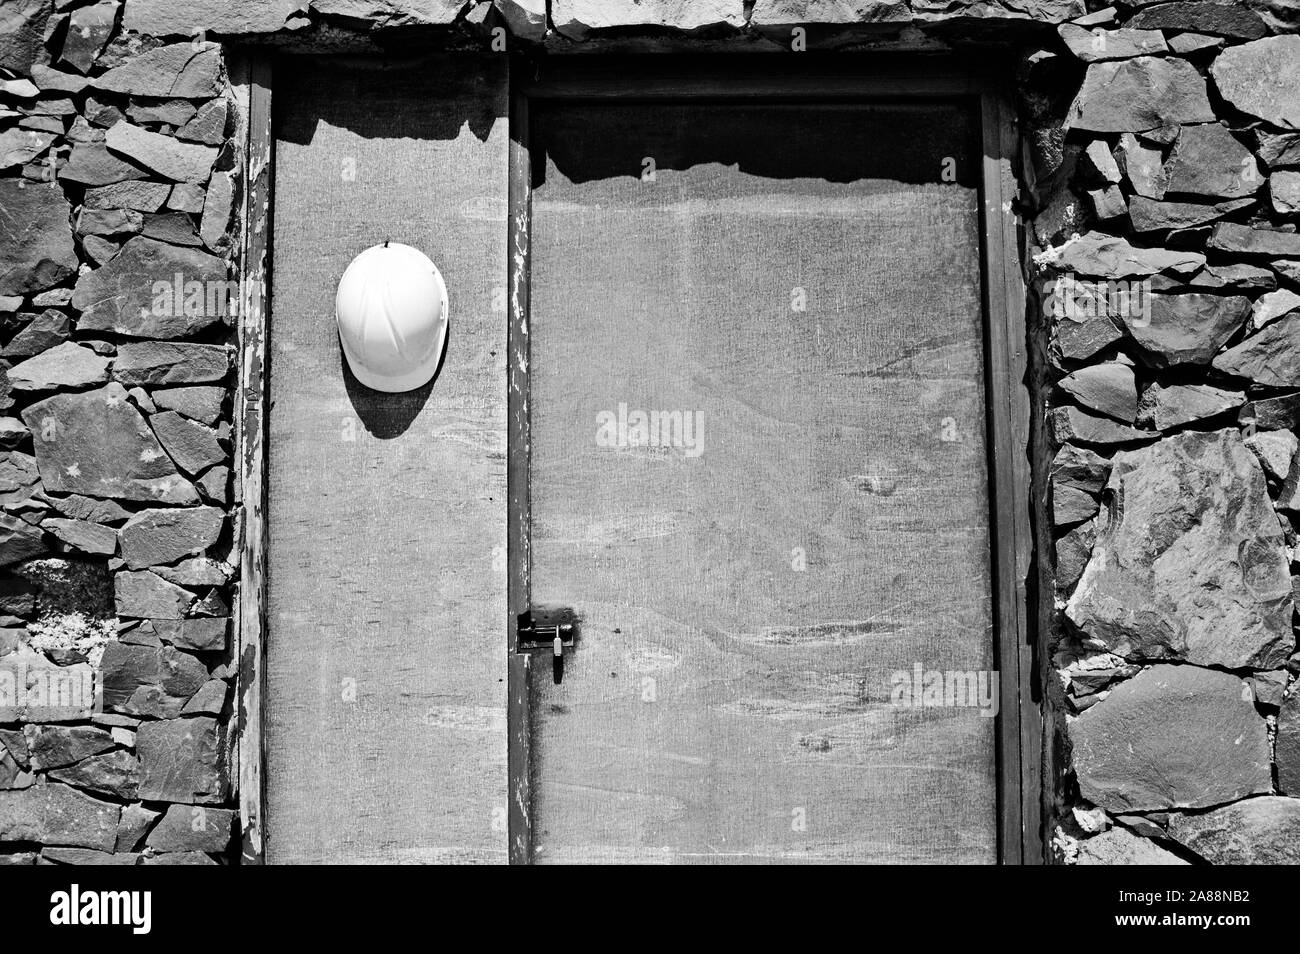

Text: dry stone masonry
xmin=1 ymin=0 xmax=1299 ymax=864
xmin=0 ymin=0 xmax=237 ymax=866
xmin=1033 ymin=2 xmax=1300 ymax=864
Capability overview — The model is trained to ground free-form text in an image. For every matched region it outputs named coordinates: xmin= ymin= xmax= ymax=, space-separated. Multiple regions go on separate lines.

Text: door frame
xmin=234 ymin=52 xmax=1044 ymax=866
xmin=504 ymin=55 xmax=1042 ymax=865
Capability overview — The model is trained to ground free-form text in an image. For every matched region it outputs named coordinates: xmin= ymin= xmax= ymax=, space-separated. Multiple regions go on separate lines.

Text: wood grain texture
xmin=233 ymin=53 xmax=272 ymax=866
xmin=527 ymin=102 xmax=999 ymax=864
xmin=507 ymin=86 xmax=533 ymax=863
xmin=266 ymin=56 xmax=509 ymax=864
xmin=986 ymin=89 xmax=1045 ymax=866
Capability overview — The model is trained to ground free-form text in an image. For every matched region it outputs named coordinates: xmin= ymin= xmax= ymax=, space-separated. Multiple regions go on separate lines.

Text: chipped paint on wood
xmin=233 ymin=53 xmax=273 ymax=866
xmin=506 ymin=82 xmax=534 ymax=865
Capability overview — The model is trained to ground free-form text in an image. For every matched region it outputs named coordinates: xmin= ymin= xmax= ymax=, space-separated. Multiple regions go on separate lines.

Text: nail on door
xmin=526 ymin=100 xmax=999 ymax=863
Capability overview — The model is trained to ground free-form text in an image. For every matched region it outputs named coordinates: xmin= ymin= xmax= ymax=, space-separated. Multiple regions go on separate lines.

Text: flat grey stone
xmin=1059 ymin=362 xmax=1136 ymax=422
xmin=7 ymin=343 xmax=110 ymax=392
xmin=93 ymin=44 xmax=222 ymax=99
xmin=47 ymin=750 xmax=139 ymax=800
xmin=24 ymin=725 xmax=114 ymax=770
xmin=1128 ymin=196 xmax=1252 ymax=233
xmin=1168 ymin=797 xmax=1300 ymax=864
xmin=0 ymin=181 xmax=77 ymax=297
xmin=59 ymin=142 xmax=149 ymax=186
xmin=1128 ymin=1 xmax=1268 ymax=39
xmin=137 ymin=717 xmax=225 ymax=804
xmin=1075 ymin=827 xmax=1188 ymax=865
xmin=114 ymin=570 xmax=195 ymax=619
xmin=1122 ymin=293 xmax=1249 ymax=367
xmin=1069 ymin=665 xmax=1271 ymax=812
xmin=1209 ymin=222 xmax=1300 ymax=257
xmin=1213 ymin=313 xmax=1300 ymax=387
xmin=1067 ymin=429 xmax=1293 ymax=669
xmin=1051 ymin=406 xmax=1152 ymax=445
xmin=118 ymin=507 xmax=224 ymax=570
xmin=1114 ymin=133 xmax=1168 ymax=199
xmin=1067 ymin=56 xmax=1215 ymax=133
xmin=59 ymin=1 xmax=119 ymax=74
xmin=2 ymin=309 xmax=71 ymax=359
xmin=151 ymin=386 xmax=224 ymax=425
xmin=554 ymin=0 xmax=742 ymax=34
xmin=1162 ymin=123 xmax=1260 ymax=199
xmin=1047 ymin=231 xmax=1204 ymax=278
xmin=83 ymin=180 xmax=171 ymax=213
xmin=0 ymin=0 xmax=52 ymax=74
xmin=105 ymin=121 xmax=218 ymax=184
xmin=0 ymin=783 xmax=119 ymax=850
xmin=1210 ymin=36 xmax=1300 ymax=129
xmin=1058 ymin=24 xmax=1167 ymax=62
xmin=73 ymin=236 xmax=227 ymax=339
xmin=113 ymin=342 xmax=230 ymax=386
xmin=43 ymin=517 xmax=117 ymax=556
xmin=144 ymin=803 xmax=234 ymax=853
xmin=1136 ymin=383 xmax=1243 ymax=430
xmin=21 ymin=383 xmax=199 ymax=505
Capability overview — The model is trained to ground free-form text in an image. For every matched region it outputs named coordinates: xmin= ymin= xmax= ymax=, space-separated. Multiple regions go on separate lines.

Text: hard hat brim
xmin=338 ymin=321 xmax=447 ymax=393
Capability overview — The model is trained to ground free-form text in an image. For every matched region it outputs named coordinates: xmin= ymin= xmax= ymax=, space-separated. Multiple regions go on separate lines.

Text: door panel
xmin=527 ymin=101 xmax=996 ymax=863
xmin=267 ymin=59 xmax=508 ymax=864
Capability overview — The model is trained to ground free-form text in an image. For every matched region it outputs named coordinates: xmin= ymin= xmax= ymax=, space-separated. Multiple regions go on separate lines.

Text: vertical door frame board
xmin=233 ymin=50 xmax=273 ymax=865
xmin=507 ymin=78 xmax=535 ymax=865
xmin=509 ymin=56 xmax=1043 ymax=865
xmin=980 ymin=88 xmax=1040 ymax=866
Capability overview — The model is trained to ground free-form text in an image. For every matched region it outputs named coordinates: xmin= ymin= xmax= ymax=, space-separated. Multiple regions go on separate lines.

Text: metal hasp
xmin=516 ymin=611 xmax=577 ymax=684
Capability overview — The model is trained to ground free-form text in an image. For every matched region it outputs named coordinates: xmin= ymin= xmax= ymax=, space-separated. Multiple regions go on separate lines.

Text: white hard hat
xmin=335 ymin=242 xmax=449 ymax=393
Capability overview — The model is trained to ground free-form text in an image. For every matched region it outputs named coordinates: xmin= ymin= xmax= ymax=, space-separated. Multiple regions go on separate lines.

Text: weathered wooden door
xmin=519 ymin=92 xmax=1008 ymax=863
xmin=266 ymin=58 xmax=510 ymax=864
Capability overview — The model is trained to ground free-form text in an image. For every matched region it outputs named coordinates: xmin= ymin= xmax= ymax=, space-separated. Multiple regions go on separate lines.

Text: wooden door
xmin=266 ymin=58 xmax=509 ymax=864
xmin=522 ymin=97 xmax=1002 ymax=864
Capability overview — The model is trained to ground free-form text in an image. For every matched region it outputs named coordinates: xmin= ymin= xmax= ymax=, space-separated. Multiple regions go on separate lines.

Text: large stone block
xmin=309 ymin=0 xmax=467 ymax=28
xmin=1276 ymin=690 xmax=1300 ymax=795
xmin=1046 ymin=231 xmax=1204 ymax=278
xmin=74 ymin=237 xmax=228 ymax=338
xmin=1075 ymin=826 xmax=1188 ymax=865
xmin=21 ymin=384 xmax=200 ymax=505
xmin=1069 ymin=665 xmax=1271 ymax=812
xmin=1168 ymin=797 xmax=1300 ymax=864
xmin=555 ymin=0 xmax=743 ymax=35
xmin=118 ymin=507 xmax=224 ymax=570
xmin=125 ymin=0 xmax=307 ymax=34
xmin=0 ymin=783 xmax=120 ymax=851
xmin=113 ymin=342 xmax=231 ymax=386
xmin=0 ymin=182 xmax=78 ymax=298
xmin=1127 ymin=2 xmax=1268 ymax=39
xmin=1123 ymin=293 xmax=1250 ymax=368
xmin=0 ymin=0 xmax=52 ymax=73
xmin=1162 ymin=123 xmax=1260 ymax=200
xmin=114 ymin=570 xmax=195 ymax=619
xmin=1067 ymin=429 xmax=1293 ymax=669
xmin=1211 ymin=36 xmax=1300 ymax=130
xmin=93 ymin=44 xmax=222 ymax=99
xmin=1066 ymin=56 xmax=1215 ymax=133
xmin=145 ymin=803 xmax=235 ymax=853
xmin=105 ymin=122 xmax=218 ymax=184
xmin=1212 ymin=314 xmax=1300 ymax=388
xmin=137 ymin=717 xmax=226 ymax=803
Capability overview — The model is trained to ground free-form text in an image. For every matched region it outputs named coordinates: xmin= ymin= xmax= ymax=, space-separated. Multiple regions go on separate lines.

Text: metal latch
xmin=516 ymin=610 xmax=577 ymax=685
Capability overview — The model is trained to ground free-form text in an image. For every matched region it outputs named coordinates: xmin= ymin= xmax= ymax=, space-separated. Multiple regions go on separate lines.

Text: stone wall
xmin=1025 ymin=9 xmax=1300 ymax=865
xmin=0 ymin=0 xmax=1298 ymax=864
xmin=0 ymin=2 xmax=243 ymax=865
